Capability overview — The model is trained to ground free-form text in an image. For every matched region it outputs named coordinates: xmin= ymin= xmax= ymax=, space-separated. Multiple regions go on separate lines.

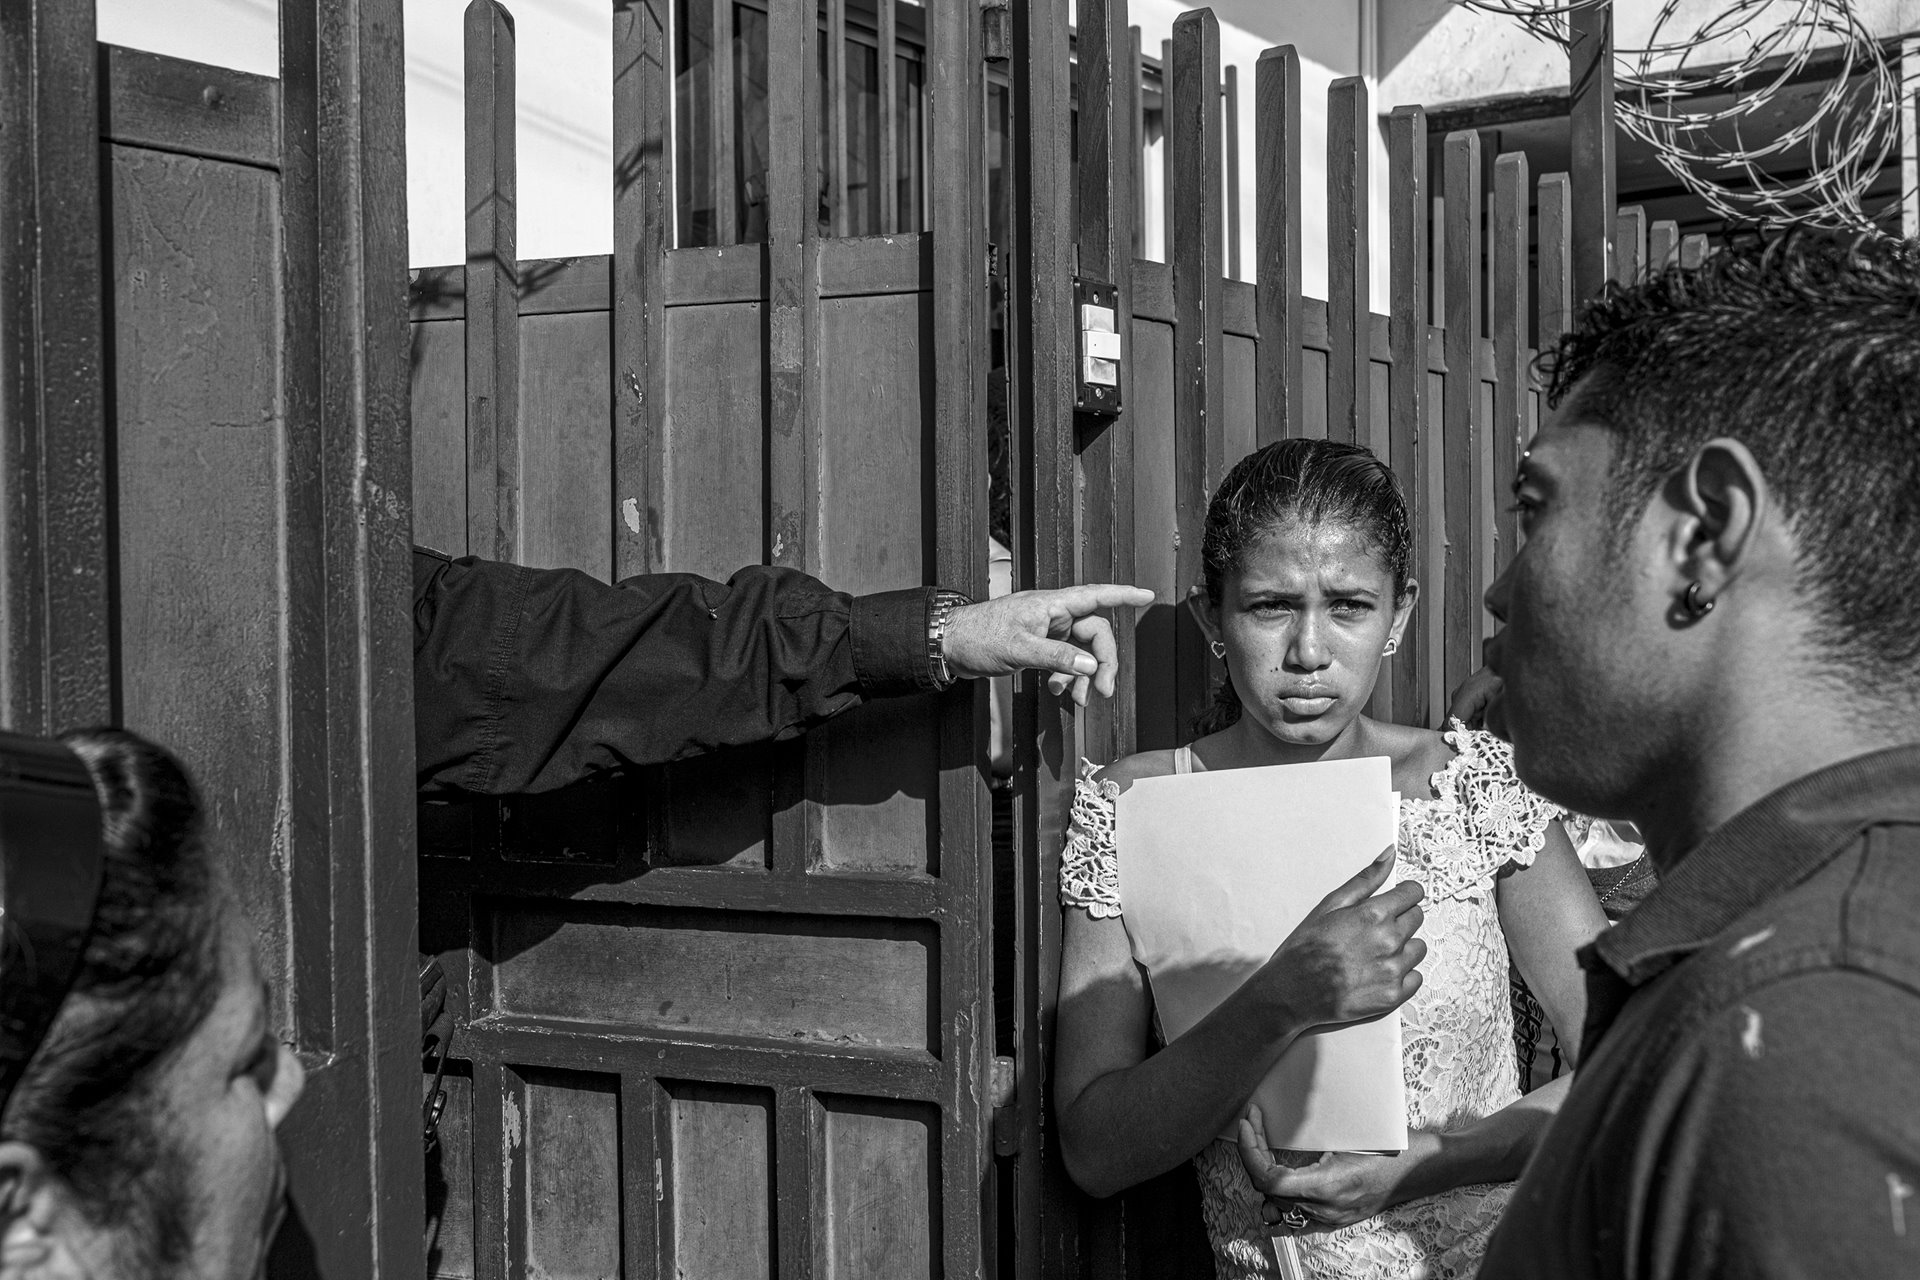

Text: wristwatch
xmin=926 ymin=590 xmax=972 ymax=690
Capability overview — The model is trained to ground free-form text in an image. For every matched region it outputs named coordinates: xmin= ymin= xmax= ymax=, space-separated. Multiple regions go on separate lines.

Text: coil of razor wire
xmin=1451 ymin=0 xmax=1912 ymax=233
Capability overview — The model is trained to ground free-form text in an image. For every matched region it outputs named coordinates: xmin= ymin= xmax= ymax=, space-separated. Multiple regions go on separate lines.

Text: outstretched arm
xmin=413 ymin=548 xmax=1151 ymax=794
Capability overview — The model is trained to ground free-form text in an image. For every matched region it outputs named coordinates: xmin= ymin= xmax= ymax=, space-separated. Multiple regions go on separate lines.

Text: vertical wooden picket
xmin=1327 ymin=76 xmax=1369 ymax=449
xmin=1491 ymin=151 xmax=1528 ymax=578
xmin=1537 ymin=172 xmax=1573 ymax=348
xmin=1569 ymin=3 xmax=1616 ymax=300
xmin=1614 ymin=205 xmax=1646 ymax=284
xmin=1441 ymin=130 xmax=1483 ymax=704
xmin=1649 ymin=218 xmax=1678 ymax=272
xmin=1254 ymin=44 xmax=1303 ymax=445
xmin=1387 ymin=105 xmax=1432 ymax=728
xmin=1170 ymin=9 xmax=1224 ymax=742
xmin=464 ymin=0 xmax=519 ymax=563
xmin=1680 ymin=232 xmax=1709 ymax=269
xmin=710 ymin=0 xmax=735 ymax=243
xmin=828 ymin=0 xmax=849 ymax=239
xmin=927 ymin=2 xmax=992 ymax=1273
xmin=612 ymin=0 xmax=670 ymax=576
xmin=0 ymin=0 xmax=113 ymax=732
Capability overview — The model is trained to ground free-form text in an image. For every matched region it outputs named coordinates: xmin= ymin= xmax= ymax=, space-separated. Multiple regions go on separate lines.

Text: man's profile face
xmin=1483 ymin=388 xmax=1681 ymax=819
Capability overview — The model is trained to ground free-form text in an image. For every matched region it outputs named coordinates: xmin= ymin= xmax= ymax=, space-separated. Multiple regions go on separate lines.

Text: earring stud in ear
xmin=1682 ymin=581 xmax=1715 ymax=621
xmin=1382 ymin=639 xmax=1400 ymax=657
xmin=1208 ymin=640 xmax=1227 ymax=660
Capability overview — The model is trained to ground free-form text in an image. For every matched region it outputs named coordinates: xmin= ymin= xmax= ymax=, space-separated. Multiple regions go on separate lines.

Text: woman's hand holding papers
xmin=1238 ymin=1105 xmax=1443 ymax=1230
xmin=1249 ymin=844 xmax=1427 ymax=1031
xmin=1054 ymin=839 xmax=1427 ymax=1199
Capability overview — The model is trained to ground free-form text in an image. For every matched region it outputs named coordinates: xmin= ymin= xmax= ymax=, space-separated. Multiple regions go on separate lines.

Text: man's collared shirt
xmin=1480 ymin=745 xmax=1920 ymax=1279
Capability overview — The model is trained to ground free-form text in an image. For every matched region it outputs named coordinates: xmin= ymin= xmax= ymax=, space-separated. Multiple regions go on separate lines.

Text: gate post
xmin=0 ymin=0 xmax=113 ymax=732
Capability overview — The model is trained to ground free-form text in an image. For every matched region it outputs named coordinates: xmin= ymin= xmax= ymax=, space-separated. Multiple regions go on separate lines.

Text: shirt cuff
xmin=850 ymin=586 xmax=939 ymax=695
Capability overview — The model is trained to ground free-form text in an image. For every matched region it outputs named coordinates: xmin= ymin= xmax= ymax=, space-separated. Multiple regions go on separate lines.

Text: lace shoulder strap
xmin=1060 ymin=761 xmax=1122 ymax=919
xmin=1426 ymin=722 xmax=1562 ymax=888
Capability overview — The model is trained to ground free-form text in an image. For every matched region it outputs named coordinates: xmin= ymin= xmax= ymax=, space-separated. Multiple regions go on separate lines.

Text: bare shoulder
xmin=1093 ymin=749 xmax=1180 ymax=790
xmin=1363 ymin=718 xmax=1456 ymax=796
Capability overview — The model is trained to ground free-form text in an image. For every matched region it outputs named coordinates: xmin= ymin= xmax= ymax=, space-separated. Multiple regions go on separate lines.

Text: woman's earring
xmin=1681 ymin=581 xmax=1715 ymax=621
xmin=1381 ymin=638 xmax=1400 ymax=657
xmin=1208 ymin=640 xmax=1227 ymax=660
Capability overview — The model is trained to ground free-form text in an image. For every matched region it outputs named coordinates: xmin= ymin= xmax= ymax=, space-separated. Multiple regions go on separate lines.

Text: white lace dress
xmin=1060 ymin=724 xmax=1560 ymax=1280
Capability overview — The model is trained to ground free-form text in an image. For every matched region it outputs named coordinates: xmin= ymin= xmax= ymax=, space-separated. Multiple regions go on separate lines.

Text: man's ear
xmin=1664 ymin=438 xmax=1770 ymax=609
xmin=0 ymin=1143 xmax=80 ymax=1280
xmin=1184 ymin=586 xmax=1221 ymax=645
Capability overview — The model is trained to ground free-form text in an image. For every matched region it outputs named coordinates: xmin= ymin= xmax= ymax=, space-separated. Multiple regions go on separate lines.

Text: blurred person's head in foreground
xmin=1483 ymin=232 xmax=1920 ymax=854
xmin=0 ymin=730 xmax=303 ymax=1280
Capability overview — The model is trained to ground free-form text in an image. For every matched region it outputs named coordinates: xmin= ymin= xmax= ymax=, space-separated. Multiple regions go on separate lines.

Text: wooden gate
xmin=0 ymin=1 xmax=420 ymax=1277
xmin=410 ymin=3 xmax=995 ymax=1277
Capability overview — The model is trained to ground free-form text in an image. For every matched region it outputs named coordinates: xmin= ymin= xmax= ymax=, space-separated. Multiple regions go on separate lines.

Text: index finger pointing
xmin=1046 ymin=583 xmax=1157 ymax=615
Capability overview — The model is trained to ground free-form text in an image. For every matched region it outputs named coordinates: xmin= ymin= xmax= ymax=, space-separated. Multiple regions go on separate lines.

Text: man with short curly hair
xmin=1477 ymin=233 xmax=1920 ymax=1278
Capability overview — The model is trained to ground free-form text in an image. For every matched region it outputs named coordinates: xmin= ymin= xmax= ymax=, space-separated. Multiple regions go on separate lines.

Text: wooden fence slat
xmin=1492 ymin=151 xmax=1528 ymax=582
xmin=927 ymin=3 xmax=990 ymax=1276
xmin=1387 ymin=105 xmax=1430 ymax=729
xmin=1614 ymin=205 xmax=1646 ymax=284
xmin=1327 ymin=75 xmax=1369 ymax=448
xmin=765 ymin=0 xmax=823 ymax=891
xmin=1161 ymin=37 xmax=1174 ymax=261
xmin=1048 ymin=0 xmax=1122 ymax=1265
xmin=465 ymin=0 xmax=519 ymax=563
xmin=612 ymin=0 xmax=671 ymax=576
xmin=1648 ymin=218 xmax=1678 ymax=272
xmin=879 ymin=0 xmax=897 ymax=234
xmin=829 ymin=0 xmax=849 ymax=238
xmin=711 ymin=0 xmax=736 ymax=244
xmin=1170 ymin=9 xmax=1224 ymax=741
xmin=620 ymin=1074 xmax=666 ymax=1277
xmin=1569 ymin=3 xmax=1616 ymax=300
xmin=1537 ymin=171 xmax=1572 ymax=349
xmin=1254 ymin=44 xmax=1302 ymax=445
xmin=1074 ymin=0 xmax=1137 ymax=769
xmin=1442 ymin=130 xmax=1483 ymax=707
xmin=1679 ymin=232 xmax=1709 ymax=269
xmin=0 ymin=0 xmax=112 ymax=730
xmin=774 ymin=1086 xmax=822 ymax=1279
xmin=1130 ymin=25 xmax=1145 ymax=260
xmin=1224 ymin=65 xmax=1240 ymax=280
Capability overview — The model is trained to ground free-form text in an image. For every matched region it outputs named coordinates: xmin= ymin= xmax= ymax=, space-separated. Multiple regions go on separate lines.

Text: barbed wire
xmin=1452 ymin=0 xmax=1915 ymax=232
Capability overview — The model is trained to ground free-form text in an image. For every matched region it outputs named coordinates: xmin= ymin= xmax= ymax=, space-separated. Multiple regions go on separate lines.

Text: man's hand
xmin=943 ymin=584 xmax=1155 ymax=706
xmin=1447 ymin=665 xmax=1504 ymax=731
xmin=1238 ymin=1104 xmax=1442 ymax=1231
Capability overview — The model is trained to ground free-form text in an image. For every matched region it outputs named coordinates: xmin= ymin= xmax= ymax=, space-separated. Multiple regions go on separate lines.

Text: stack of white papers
xmin=1116 ymin=754 xmax=1410 ymax=1153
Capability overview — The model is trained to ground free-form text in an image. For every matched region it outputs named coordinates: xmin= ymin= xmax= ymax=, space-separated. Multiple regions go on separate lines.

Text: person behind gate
xmin=1053 ymin=438 xmax=1606 ymax=1279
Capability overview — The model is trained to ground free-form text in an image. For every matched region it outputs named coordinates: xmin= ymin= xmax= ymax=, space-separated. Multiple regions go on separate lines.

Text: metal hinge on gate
xmin=1074 ymin=278 xmax=1122 ymax=415
xmin=990 ymin=1055 xmax=1019 ymax=1157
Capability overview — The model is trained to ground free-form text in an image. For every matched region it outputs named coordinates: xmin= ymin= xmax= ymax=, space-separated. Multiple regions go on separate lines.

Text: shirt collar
xmin=1591 ymin=743 xmax=1920 ymax=986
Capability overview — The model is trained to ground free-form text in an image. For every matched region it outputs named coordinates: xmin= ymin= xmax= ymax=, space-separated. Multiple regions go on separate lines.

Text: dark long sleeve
xmin=413 ymin=548 xmax=935 ymax=794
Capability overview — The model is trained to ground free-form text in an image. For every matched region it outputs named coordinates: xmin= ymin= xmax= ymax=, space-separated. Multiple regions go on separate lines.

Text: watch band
xmin=926 ymin=589 xmax=971 ymax=690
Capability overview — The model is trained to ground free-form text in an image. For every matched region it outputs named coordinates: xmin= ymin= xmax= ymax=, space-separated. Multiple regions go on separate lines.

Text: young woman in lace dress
xmin=1053 ymin=440 xmax=1606 ymax=1280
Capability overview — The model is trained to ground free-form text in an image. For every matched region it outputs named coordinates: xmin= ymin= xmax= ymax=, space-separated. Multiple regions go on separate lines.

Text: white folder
xmin=1115 ymin=754 xmax=1411 ymax=1154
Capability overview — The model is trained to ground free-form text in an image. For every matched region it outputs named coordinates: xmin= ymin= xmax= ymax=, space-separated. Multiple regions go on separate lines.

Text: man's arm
xmin=414 ymin=549 xmax=1151 ymax=795
xmin=413 ymin=549 xmax=933 ymax=794
xmin=1631 ymin=970 xmax=1920 ymax=1280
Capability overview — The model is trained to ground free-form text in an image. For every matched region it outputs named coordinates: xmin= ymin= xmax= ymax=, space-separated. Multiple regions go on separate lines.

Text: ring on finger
xmin=1279 ymin=1204 xmax=1311 ymax=1232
